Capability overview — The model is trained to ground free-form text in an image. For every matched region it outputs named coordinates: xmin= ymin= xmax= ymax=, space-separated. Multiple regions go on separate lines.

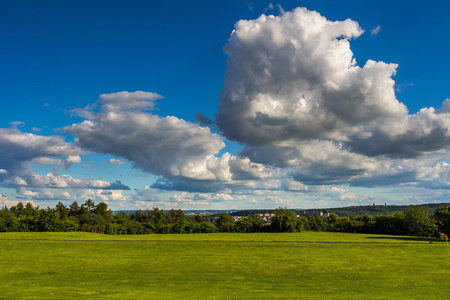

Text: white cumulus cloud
xmin=216 ymin=7 xmax=406 ymax=146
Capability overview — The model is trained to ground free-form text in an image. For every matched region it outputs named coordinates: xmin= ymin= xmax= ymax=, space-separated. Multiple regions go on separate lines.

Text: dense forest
xmin=1 ymin=200 xmax=450 ymax=238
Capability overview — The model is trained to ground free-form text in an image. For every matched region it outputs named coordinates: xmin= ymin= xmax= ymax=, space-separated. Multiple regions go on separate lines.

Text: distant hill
xmin=314 ymin=203 xmax=450 ymax=217
xmin=114 ymin=203 xmax=450 ymax=220
xmin=228 ymin=203 xmax=450 ymax=218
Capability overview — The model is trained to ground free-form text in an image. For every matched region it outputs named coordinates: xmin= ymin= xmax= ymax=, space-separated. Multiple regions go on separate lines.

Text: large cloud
xmin=216 ymin=7 xmax=407 ymax=146
xmin=66 ymin=101 xmax=225 ymax=180
xmin=65 ymin=91 xmax=279 ymax=191
xmin=214 ymin=7 xmax=450 ymax=192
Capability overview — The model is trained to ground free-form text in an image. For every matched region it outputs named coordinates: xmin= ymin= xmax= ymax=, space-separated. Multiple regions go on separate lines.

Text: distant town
xmin=233 ymin=212 xmax=331 ymax=224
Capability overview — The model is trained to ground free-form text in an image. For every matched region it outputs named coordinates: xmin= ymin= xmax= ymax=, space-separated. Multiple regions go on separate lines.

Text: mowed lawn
xmin=0 ymin=232 xmax=449 ymax=299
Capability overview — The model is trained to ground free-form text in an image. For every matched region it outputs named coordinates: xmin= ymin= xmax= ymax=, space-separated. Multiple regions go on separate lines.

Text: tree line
xmin=1 ymin=200 xmax=450 ymax=238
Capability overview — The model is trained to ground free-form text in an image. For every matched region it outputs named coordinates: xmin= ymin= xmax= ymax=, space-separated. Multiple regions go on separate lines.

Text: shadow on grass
xmin=365 ymin=236 xmax=441 ymax=243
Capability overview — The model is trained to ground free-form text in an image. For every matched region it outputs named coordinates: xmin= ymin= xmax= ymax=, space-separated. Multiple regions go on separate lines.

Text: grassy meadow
xmin=0 ymin=232 xmax=449 ymax=299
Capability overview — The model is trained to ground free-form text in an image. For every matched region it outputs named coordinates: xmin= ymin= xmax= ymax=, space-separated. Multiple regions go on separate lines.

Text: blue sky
xmin=1 ymin=0 xmax=450 ymax=210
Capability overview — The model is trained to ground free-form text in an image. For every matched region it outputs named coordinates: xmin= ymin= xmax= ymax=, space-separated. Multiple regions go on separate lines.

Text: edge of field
xmin=0 ymin=231 xmax=445 ymax=244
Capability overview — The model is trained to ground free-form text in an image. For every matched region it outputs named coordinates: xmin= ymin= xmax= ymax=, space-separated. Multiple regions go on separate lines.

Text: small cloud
xmin=107 ymin=159 xmax=126 ymax=166
xmin=108 ymin=180 xmax=131 ymax=190
xmin=247 ymin=2 xmax=254 ymax=11
xmin=81 ymin=164 xmax=94 ymax=169
xmin=330 ymin=186 xmax=346 ymax=193
xmin=62 ymin=155 xmax=82 ymax=170
xmin=395 ymin=82 xmax=414 ymax=92
xmin=32 ymin=127 xmax=42 ymax=132
xmin=99 ymin=91 xmax=163 ymax=113
xmin=0 ymin=169 xmax=8 ymax=174
xmin=43 ymin=103 xmax=50 ymax=107
xmin=12 ymin=177 xmax=28 ymax=186
xmin=194 ymin=112 xmax=213 ymax=127
xmin=340 ymin=192 xmax=358 ymax=200
xmin=88 ymin=179 xmax=130 ymax=190
xmin=9 ymin=121 xmax=25 ymax=128
xmin=264 ymin=3 xmax=274 ymax=12
xmin=370 ymin=25 xmax=381 ymax=36
xmin=276 ymin=4 xmax=285 ymax=15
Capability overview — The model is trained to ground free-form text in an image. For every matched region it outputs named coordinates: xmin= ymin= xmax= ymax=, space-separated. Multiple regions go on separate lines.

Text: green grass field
xmin=0 ymin=232 xmax=449 ymax=299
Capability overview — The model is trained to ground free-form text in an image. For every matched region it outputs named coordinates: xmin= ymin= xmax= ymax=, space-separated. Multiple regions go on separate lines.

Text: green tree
xmin=55 ymin=202 xmax=68 ymax=219
xmin=0 ymin=210 xmax=20 ymax=231
xmin=166 ymin=209 xmax=186 ymax=224
xmin=217 ymin=213 xmax=234 ymax=226
xmin=150 ymin=208 xmax=166 ymax=233
xmin=236 ymin=215 xmax=262 ymax=233
xmin=24 ymin=202 xmax=36 ymax=216
xmin=199 ymin=222 xmax=218 ymax=233
xmin=68 ymin=201 xmax=80 ymax=217
xmin=94 ymin=202 xmax=113 ymax=223
xmin=216 ymin=213 xmax=236 ymax=232
xmin=9 ymin=202 xmax=24 ymax=217
xmin=166 ymin=209 xmax=177 ymax=223
xmin=79 ymin=204 xmax=90 ymax=216
xmin=373 ymin=212 xmax=405 ymax=235
xmin=83 ymin=199 xmax=95 ymax=214
xmin=325 ymin=213 xmax=340 ymax=231
xmin=403 ymin=206 xmax=438 ymax=237
xmin=184 ymin=221 xmax=201 ymax=233
xmin=271 ymin=207 xmax=299 ymax=232
xmin=434 ymin=206 xmax=450 ymax=234
xmin=131 ymin=209 xmax=145 ymax=222
xmin=170 ymin=215 xmax=187 ymax=234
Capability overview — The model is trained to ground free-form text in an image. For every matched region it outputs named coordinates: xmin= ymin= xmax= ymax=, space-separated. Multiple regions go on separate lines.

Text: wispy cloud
xmin=370 ymin=25 xmax=381 ymax=35
xmin=264 ymin=3 xmax=274 ymax=12
xmin=395 ymin=82 xmax=414 ymax=92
